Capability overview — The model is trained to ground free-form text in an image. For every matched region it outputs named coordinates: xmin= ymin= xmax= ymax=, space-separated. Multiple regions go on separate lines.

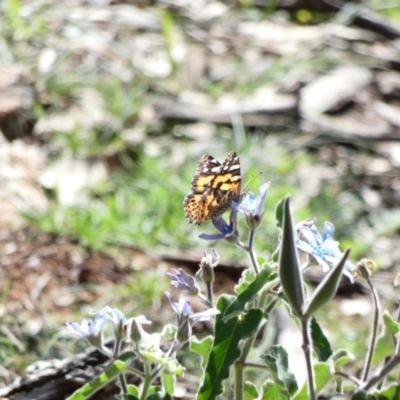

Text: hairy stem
xmin=234 ymin=362 xmax=244 ymax=400
xmin=360 ymin=276 xmax=381 ymax=383
xmin=247 ymin=229 xmax=259 ymax=274
xmin=234 ymin=289 xmax=272 ymax=400
xmin=359 ymin=354 xmax=400 ymax=391
xmin=301 ymin=317 xmax=316 ymax=400
xmin=333 ymin=371 xmax=361 ymax=386
xmin=140 ymin=359 xmax=153 ymax=400
xmin=205 ymin=281 xmax=214 ymax=308
xmin=113 ymin=332 xmax=128 ymax=394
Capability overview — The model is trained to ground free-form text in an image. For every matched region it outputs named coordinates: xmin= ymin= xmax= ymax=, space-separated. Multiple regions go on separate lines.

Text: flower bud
xmin=129 ymin=318 xmax=143 ymax=344
xmin=353 ymin=259 xmax=376 ymax=281
xmin=176 ymin=319 xmax=192 ymax=345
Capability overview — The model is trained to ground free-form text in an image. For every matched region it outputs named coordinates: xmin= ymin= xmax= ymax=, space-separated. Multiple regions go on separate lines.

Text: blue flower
xmin=167 ymin=268 xmax=199 ymax=294
xmin=106 ymin=307 xmax=127 ymax=325
xmin=238 ymin=182 xmax=270 ymax=227
xmin=199 ymin=207 xmax=240 ymax=242
xmin=66 ymin=308 xmax=106 ymax=347
xmin=165 ymin=292 xmax=220 ymax=323
xmin=66 ymin=308 xmax=106 ymax=337
xmin=296 ymin=220 xmax=354 ymax=281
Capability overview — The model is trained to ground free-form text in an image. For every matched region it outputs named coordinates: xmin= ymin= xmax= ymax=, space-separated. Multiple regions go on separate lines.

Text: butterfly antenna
xmin=243 ymin=171 xmax=263 ymax=190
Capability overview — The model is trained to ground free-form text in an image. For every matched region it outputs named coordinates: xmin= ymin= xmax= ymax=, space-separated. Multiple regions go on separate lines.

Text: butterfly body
xmin=183 ymin=151 xmax=242 ymax=225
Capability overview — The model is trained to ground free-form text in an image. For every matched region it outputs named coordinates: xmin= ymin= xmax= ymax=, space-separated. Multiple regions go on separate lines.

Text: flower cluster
xmin=64 ymin=155 xmax=387 ymax=400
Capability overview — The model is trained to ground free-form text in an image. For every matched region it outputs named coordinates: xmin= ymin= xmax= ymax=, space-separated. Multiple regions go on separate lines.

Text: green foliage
xmin=372 ymin=312 xmax=400 ymax=366
xmin=292 ymin=362 xmax=332 ymax=400
xmin=261 ymin=381 xmax=281 ymax=400
xmin=197 ymin=295 xmax=266 ymax=400
xmin=66 ymin=359 xmax=130 ymax=400
xmin=190 ymin=336 xmax=213 ymax=370
xmin=244 ymin=381 xmax=259 ymax=400
xmin=224 ymin=266 xmax=276 ymax=320
xmin=262 ymin=345 xmax=298 ymax=397
xmin=310 ymin=316 xmax=333 ymax=362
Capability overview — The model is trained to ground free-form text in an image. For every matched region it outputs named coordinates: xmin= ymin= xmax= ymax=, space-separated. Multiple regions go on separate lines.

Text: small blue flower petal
xmin=322 ymin=221 xmax=335 ymax=242
xmin=66 ymin=308 xmax=106 ymax=338
xmin=296 ymin=220 xmax=353 ymax=280
xmin=199 ymin=216 xmax=234 ymax=241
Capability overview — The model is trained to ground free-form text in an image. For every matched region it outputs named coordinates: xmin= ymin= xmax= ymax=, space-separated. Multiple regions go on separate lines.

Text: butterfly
xmin=183 ymin=151 xmax=243 ymax=225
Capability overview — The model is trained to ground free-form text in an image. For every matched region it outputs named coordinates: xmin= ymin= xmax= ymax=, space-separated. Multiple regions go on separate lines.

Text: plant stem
xmin=113 ymin=334 xmax=128 ymax=394
xmin=233 ymin=289 xmax=271 ymax=400
xmin=140 ymin=359 xmax=153 ymax=400
xmin=205 ymin=281 xmax=214 ymax=308
xmin=360 ymin=276 xmax=381 ymax=383
xmin=301 ymin=317 xmax=316 ymax=400
xmin=359 ymin=354 xmax=400 ymax=391
xmin=234 ymin=362 xmax=244 ymax=400
xmin=333 ymin=371 xmax=361 ymax=386
xmin=247 ymin=229 xmax=259 ymax=274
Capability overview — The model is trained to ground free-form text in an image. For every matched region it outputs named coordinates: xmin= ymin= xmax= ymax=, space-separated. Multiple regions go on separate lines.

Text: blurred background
xmin=1 ymin=0 xmax=400 ymax=397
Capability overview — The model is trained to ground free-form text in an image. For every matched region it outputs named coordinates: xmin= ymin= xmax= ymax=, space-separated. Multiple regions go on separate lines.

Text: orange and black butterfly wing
xmin=183 ymin=152 xmax=242 ymax=225
xmin=190 ymin=154 xmax=222 ymax=193
xmin=214 ymin=151 xmax=241 ymax=198
xmin=183 ymin=155 xmax=222 ymax=224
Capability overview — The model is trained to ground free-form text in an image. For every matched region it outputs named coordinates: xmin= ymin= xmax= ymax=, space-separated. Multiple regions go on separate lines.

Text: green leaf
xmin=302 ymin=249 xmax=350 ymax=318
xmin=225 ymin=266 xmax=277 ymax=320
xmin=147 ymin=391 xmax=173 ymax=400
xmin=261 ymin=381 xmax=281 ymax=400
xmin=127 ymin=385 xmax=139 ymax=396
xmin=279 ymin=196 xmax=305 ymax=316
xmin=351 ymin=391 xmax=376 ymax=400
xmin=372 ymin=312 xmax=399 ymax=366
xmin=197 ymin=295 xmax=266 ymax=400
xmin=335 ymin=376 xmax=343 ymax=394
xmin=124 ymin=395 xmax=139 ymax=400
xmin=190 ymin=336 xmax=213 ymax=370
xmin=162 ymin=372 xmax=175 ymax=396
xmin=119 ymin=351 xmax=136 ymax=362
xmin=383 ymin=312 xmax=400 ymax=334
xmin=275 ymin=196 xmax=286 ymax=229
xmin=310 ymin=316 xmax=332 ymax=361
xmin=66 ymin=360 xmax=129 ymax=400
xmin=262 ymin=345 xmax=298 ymax=396
xmin=244 ymin=381 xmax=259 ymax=400
xmin=372 ymin=383 xmax=400 ymax=399
xmin=292 ymin=362 xmax=332 ymax=400
xmin=257 ymin=255 xmax=267 ymax=267
xmin=329 ymin=349 xmax=355 ymax=370
xmin=329 ymin=349 xmax=355 ymax=395
xmin=235 ymin=268 xmax=257 ymax=295
xmin=140 ymin=352 xmax=184 ymax=375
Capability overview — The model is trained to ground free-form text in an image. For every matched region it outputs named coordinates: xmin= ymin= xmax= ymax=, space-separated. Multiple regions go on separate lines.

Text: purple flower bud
xmin=167 ymin=268 xmax=199 ymax=294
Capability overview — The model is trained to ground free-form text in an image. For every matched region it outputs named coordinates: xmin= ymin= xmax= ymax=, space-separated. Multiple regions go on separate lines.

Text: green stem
xmin=301 ymin=317 xmax=316 ymax=400
xmin=113 ymin=331 xmax=128 ymax=395
xmin=360 ymin=276 xmax=380 ymax=383
xmin=205 ymin=281 xmax=214 ymax=308
xmin=139 ymin=359 xmax=153 ymax=400
xmin=333 ymin=371 xmax=361 ymax=386
xmin=234 ymin=289 xmax=275 ymax=399
xmin=247 ymin=229 xmax=259 ymax=274
xmin=234 ymin=362 xmax=244 ymax=400
xmin=359 ymin=354 xmax=400 ymax=391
